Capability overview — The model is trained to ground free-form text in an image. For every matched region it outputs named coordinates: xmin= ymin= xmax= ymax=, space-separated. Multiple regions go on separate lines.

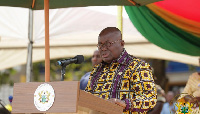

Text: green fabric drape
xmin=125 ymin=6 xmax=200 ymax=56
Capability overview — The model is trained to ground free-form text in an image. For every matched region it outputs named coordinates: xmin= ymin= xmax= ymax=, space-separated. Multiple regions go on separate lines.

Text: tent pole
xmin=117 ymin=6 xmax=123 ymax=39
xmin=44 ymin=0 xmax=50 ymax=82
xmin=26 ymin=8 xmax=33 ymax=82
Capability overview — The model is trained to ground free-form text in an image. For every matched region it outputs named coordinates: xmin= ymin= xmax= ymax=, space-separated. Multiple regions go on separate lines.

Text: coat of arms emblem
xmin=38 ymin=90 xmax=50 ymax=104
xmin=34 ymin=83 xmax=55 ymax=111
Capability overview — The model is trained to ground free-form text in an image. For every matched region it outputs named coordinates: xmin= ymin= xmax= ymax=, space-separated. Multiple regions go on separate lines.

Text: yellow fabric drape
xmin=117 ymin=6 xmax=123 ymax=39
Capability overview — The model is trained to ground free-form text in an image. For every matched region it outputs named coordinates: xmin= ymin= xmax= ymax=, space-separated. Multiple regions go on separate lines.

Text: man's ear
xmin=121 ymin=40 xmax=125 ymax=46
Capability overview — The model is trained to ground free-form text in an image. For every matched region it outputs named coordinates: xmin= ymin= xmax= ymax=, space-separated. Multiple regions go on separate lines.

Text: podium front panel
xmin=12 ymin=81 xmax=79 ymax=113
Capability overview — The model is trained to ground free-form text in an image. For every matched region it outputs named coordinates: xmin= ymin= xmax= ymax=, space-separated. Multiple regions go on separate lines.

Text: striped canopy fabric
xmin=125 ymin=0 xmax=200 ymax=56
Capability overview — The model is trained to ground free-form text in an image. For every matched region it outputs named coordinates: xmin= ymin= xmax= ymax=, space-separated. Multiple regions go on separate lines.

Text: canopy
xmin=125 ymin=0 xmax=200 ymax=56
xmin=0 ymin=0 xmax=160 ymax=10
xmin=0 ymin=6 xmax=199 ymax=70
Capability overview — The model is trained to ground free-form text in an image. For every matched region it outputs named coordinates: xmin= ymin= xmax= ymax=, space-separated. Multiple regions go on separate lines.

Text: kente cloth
xmin=85 ymin=49 xmax=157 ymax=114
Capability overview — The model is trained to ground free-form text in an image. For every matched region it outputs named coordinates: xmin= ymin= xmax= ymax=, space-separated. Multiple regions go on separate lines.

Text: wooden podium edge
xmin=78 ymin=90 xmax=123 ymax=114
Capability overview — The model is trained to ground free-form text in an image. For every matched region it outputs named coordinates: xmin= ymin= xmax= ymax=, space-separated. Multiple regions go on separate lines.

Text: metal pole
xmin=26 ymin=8 xmax=33 ymax=82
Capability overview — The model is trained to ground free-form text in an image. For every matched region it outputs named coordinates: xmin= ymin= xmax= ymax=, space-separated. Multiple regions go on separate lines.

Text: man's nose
xmin=101 ymin=45 xmax=107 ymax=50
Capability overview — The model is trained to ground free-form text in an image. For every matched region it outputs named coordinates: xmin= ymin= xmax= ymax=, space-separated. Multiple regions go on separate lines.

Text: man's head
xmin=97 ymin=27 xmax=125 ymax=63
xmin=91 ymin=50 xmax=102 ymax=66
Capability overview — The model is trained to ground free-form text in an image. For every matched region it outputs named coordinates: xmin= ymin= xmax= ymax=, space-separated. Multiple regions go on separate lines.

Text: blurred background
xmin=1 ymin=57 xmax=199 ymax=105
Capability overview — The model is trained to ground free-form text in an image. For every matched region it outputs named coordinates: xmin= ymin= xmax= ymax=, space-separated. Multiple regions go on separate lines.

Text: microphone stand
xmin=61 ymin=64 xmax=67 ymax=81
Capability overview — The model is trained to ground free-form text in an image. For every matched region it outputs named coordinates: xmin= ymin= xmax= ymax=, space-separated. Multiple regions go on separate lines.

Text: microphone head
xmin=75 ymin=55 xmax=84 ymax=64
xmin=56 ymin=61 xmax=62 ymax=66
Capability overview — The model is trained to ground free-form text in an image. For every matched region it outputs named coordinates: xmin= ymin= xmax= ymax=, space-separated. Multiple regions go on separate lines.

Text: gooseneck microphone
xmin=56 ymin=55 xmax=84 ymax=66
xmin=57 ymin=55 xmax=84 ymax=81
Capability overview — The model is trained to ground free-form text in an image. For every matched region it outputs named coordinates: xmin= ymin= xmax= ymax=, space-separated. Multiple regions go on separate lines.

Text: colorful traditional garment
xmin=177 ymin=72 xmax=200 ymax=114
xmin=85 ymin=49 xmax=157 ymax=114
xmin=181 ymin=72 xmax=200 ymax=97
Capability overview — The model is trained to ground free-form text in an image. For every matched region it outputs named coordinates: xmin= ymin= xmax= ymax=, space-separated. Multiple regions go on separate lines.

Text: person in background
xmin=172 ymin=86 xmax=180 ymax=100
xmin=85 ymin=27 xmax=157 ymax=113
xmin=161 ymin=91 xmax=177 ymax=114
xmin=177 ymin=58 xmax=200 ymax=113
xmin=80 ymin=50 xmax=102 ymax=90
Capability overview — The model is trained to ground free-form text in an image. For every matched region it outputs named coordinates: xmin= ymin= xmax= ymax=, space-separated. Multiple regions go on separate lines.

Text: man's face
xmin=91 ymin=50 xmax=102 ymax=66
xmin=98 ymin=32 xmax=124 ymax=63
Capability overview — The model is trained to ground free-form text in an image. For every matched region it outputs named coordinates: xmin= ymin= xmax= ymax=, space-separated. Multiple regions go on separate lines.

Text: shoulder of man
xmin=130 ymin=55 xmax=151 ymax=68
xmin=128 ymin=55 xmax=140 ymax=63
xmin=90 ymin=63 xmax=102 ymax=75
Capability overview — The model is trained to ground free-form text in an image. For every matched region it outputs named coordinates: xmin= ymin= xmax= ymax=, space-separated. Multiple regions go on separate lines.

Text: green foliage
xmin=57 ymin=56 xmax=92 ymax=81
xmin=32 ymin=56 xmax=92 ymax=81
xmin=0 ymin=68 xmax=16 ymax=86
xmin=32 ymin=62 xmax=42 ymax=81
xmin=0 ymin=56 xmax=93 ymax=84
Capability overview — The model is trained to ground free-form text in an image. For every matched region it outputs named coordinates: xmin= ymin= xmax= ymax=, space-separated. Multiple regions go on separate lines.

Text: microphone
xmin=56 ymin=55 xmax=84 ymax=66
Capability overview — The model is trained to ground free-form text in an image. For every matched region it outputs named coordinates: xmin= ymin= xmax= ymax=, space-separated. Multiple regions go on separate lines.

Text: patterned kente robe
xmin=85 ymin=49 xmax=157 ymax=114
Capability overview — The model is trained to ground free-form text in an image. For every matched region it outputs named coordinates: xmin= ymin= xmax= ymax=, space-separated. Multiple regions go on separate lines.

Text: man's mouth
xmin=102 ymin=53 xmax=109 ymax=58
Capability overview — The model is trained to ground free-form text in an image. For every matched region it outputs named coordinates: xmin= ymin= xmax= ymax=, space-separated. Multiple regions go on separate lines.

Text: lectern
xmin=12 ymin=81 xmax=123 ymax=114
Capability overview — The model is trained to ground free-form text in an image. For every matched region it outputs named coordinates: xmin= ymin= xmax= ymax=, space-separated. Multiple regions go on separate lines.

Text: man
xmin=91 ymin=50 xmax=103 ymax=67
xmin=80 ymin=50 xmax=102 ymax=90
xmin=85 ymin=27 xmax=157 ymax=113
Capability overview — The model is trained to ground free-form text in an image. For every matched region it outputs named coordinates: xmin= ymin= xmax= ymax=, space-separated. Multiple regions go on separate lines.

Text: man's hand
xmin=107 ymin=98 xmax=126 ymax=109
